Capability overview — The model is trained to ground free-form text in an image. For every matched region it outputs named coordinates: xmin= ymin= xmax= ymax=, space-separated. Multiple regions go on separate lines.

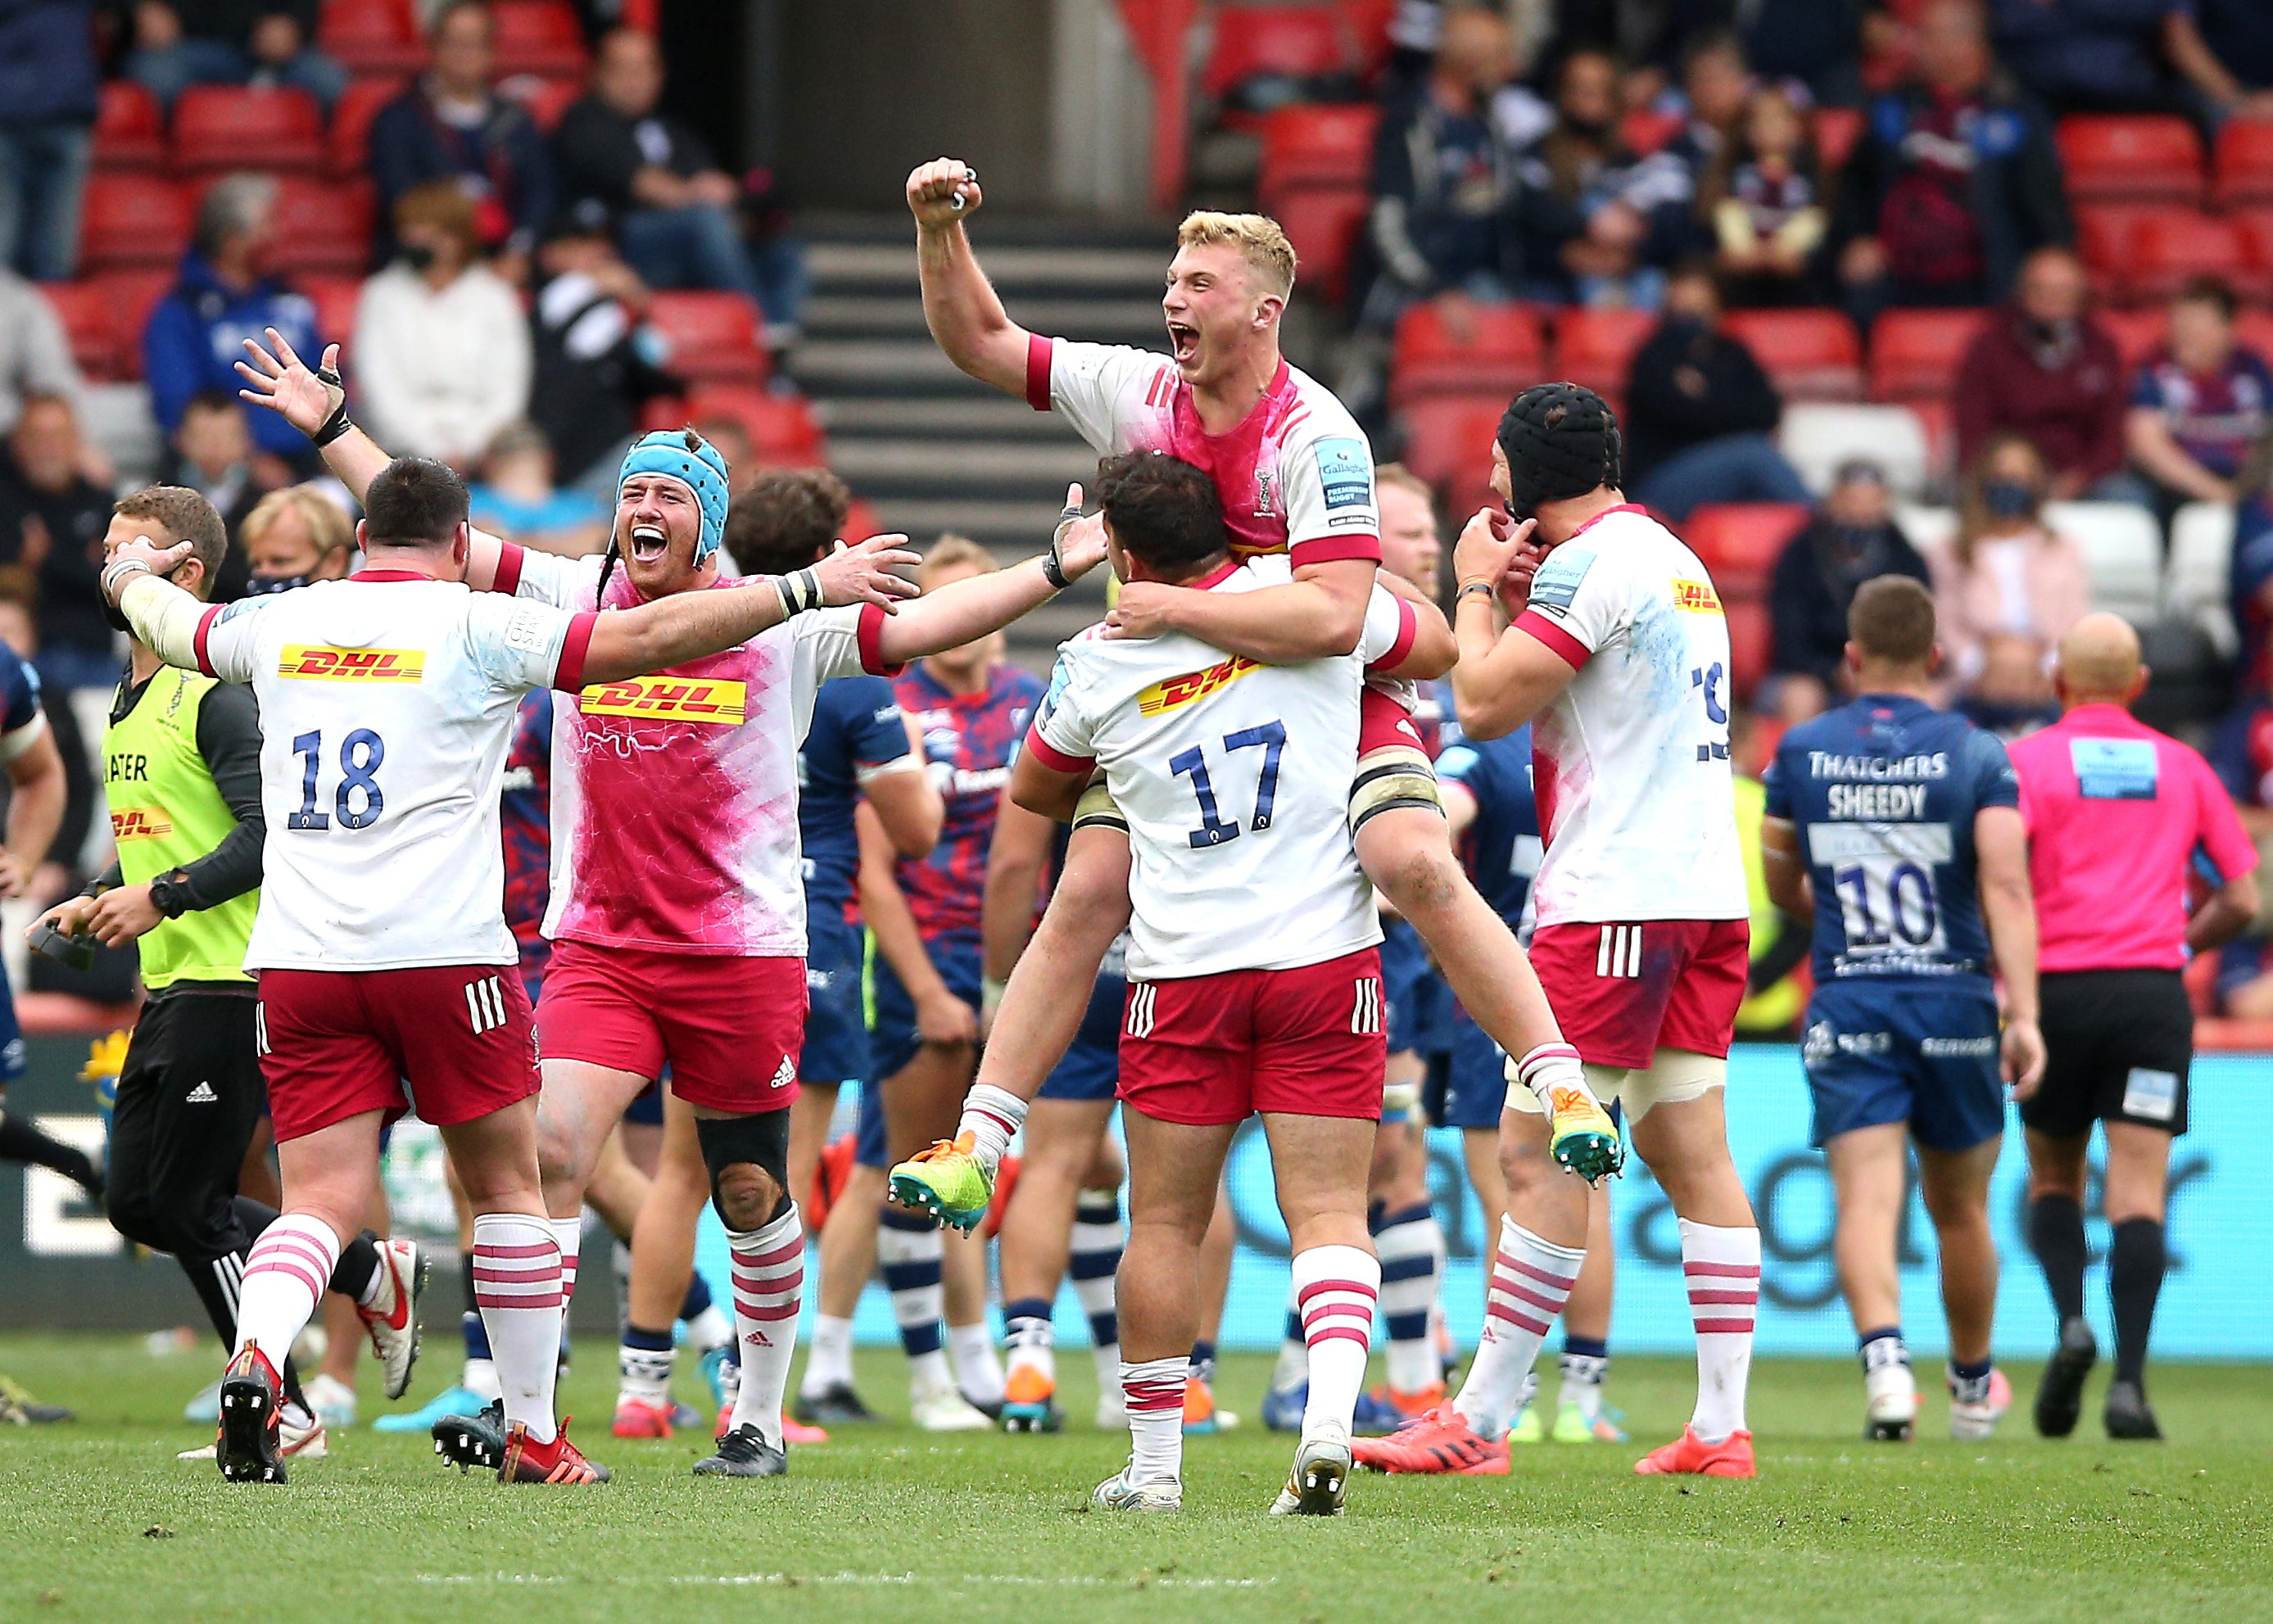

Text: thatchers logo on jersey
xmin=1671 ymin=578 xmax=1723 ymax=615
xmin=278 ymin=646 xmax=426 ymax=681
xmin=578 ymin=676 xmax=748 ymax=725
xmin=1137 ymin=655 xmax=1258 ymax=715
xmin=110 ymin=807 xmax=173 ymax=841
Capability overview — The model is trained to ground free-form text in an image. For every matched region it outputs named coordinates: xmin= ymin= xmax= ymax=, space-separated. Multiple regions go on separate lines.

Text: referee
xmin=2008 ymin=613 xmax=2260 ymax=1441
xmin=34 ymin=486 xmax=415 ymax=1456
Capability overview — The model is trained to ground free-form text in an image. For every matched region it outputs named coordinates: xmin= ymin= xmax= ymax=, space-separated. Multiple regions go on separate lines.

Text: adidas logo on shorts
xmin=185 ymin=1080 xmax=217 ymax=1104
xmin=770 ymin=1055 xmax=795 ymax=1090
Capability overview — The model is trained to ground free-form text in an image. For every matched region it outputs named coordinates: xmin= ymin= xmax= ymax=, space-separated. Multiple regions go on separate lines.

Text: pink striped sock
xmin=727 ymin=1201 xmax=804 ymax=1447
xmin=235 ymin=1213 xmax=341 ymax=1371
xmin=550 ymin=1215 xmax=581 ymax=1304
xmin=1293 ymin=1244 xmax=1379 ymax=1439
xmin=1451 ymin=1216 xmax=1582 ymax=1436
xmin=472 ymin=1212 xmax=564 ymax=1445
xmin=1680 ymin=1218 xmax=1759 ymax=1442
xmin=957 ymin=1083 xmax=1026 ymax=1176
xmin=1121 ymin=1355 xmax=1188 ymax=1486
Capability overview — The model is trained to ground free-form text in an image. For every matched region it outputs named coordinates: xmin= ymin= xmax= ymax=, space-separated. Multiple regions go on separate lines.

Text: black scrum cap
xmin=1496 ymin=382 xmax=1622 ymax=517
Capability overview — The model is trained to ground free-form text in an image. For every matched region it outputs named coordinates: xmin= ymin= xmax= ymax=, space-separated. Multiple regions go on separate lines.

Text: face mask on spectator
xmin=1982 ymin=479 xmax=2036 ymax=519
xmin=400 ymin=242 xmax=437 ymax=274
xmin=247 ymin=572 xmax=311 ymax=595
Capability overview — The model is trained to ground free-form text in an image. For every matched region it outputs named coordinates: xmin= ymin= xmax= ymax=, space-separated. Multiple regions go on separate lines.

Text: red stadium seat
xmin=1342 ymin=0 xmax=1397 ymax=75
xmin=1813 ymin=105 xmax=1865 ymax=174
xmin=1270 ymin=183 xmax=1369 ymax=305
xmin=91 ymin=269 xmax=177 ymax=371
xmin=1724 ymin=597 xmax=1772 ymax=701
xmin=172 ymin=85 xmax=324 ymax=174
xmin=259 ymin=177 xmax=374 ymax=275
xmin=1680 ymin=502 xmax=1809 ymax=598
xmin=37 ymin=283 xmax=120 ymax=382
xmin=1867 ymin=308 xmax=1987 ymax=401
xmin=317 ymin=0 xmax=425 ymax=74
xmin=297 ymin=274 xmax=364 ymax=359
xmin=2055 ymin=115 xmax=2204 ymax=206
xmin=1256 ymin=103 xmax=1379 ymax=211
xmin=78 ymin=174 xmax=193 ymax=271
xmin=1551 ymin=305 xmax=1654 ymax=410
xmin=1722 ymin=309 xmax=1862 ymax=400
xmin=328 ymin=77 xmax=407 ymax=177
xmin=93 ymin=81 xmax=165 ymax=173
xmin=1203 ymin=6 xmax=1352 ymax=103
xmin=2095 ymin=306 xmax=2169 ymax=371
xmin=502 ymin=74 xmax=585 ymax=133
xmin=2237 ymin=305 xmax=2273 ymax=364
xmin=1396 ymin=395 xmax=1505 ymax=493
xmin=2230 ymin=209 xmax=2273 ymax=301
xmin=840 ymin=496 xmax=885 ymax=545
xmin=489 ymin=0 xmax=590 ymax=77
xmin=2213 ymin=119 xmax=2273 ymax=210
xmin=647 ymin=292 xmax=768 ymax=385
xmin=684 ymin=385 xmax=825 ymax=464
xmin=2118 ymin=209 xmax=2247 ymax=303
xmin=1389 ymin=298 xmax=1546 ymax=406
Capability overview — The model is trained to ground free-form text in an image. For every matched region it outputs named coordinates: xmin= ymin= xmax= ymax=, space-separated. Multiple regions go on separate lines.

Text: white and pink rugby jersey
xmin=500 ymin=544 xmax=899 ymax=957
xmin=1510 ymin=504 xmax=1749 ymax=927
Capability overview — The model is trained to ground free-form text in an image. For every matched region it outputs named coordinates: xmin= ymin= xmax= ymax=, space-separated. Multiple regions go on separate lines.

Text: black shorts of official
xmin=2022 ymin=968 xmax=2193 ymax=1140
xmin=106 ymin=990 xmax=268 ymax=1263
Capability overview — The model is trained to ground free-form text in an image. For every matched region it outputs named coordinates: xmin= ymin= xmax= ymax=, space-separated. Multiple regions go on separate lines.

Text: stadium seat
xmin=1867 ymin=307 xmax=1986 ymax=402
xmin=2230 ymin=210 xmax=2273 ymax=302
xmin=317 ymin=0 xmax=426 ymax=74
xmin=683 ymin=385 xmax=825 ymax=464
xmin=1724 ymin=596 xmax=1772 ymax=701
xmin=297 ymin=274 xmax=364 ymax=360
xmin=1550 ymin=305 xmax=1653 ymax=410
xmin=2073 ymin=203 xmax=2160 ymax=298
xmin=37 ymin=283 xmax=120 ymax=382
xmin=502 ymin=74 xmax=585 ymax=133
xmin=1777 ymin=403 xmax=1931 ymax=499
xmin=840 ymin=495 xmax=885 ymax=545
xmin=2166 ymin=500 xmax=2239 ymax=658
xmin=1893 ymin=502 xmax=1956 ymax=554
xmin=489 ymin=0 xmax=590 ymax=77
xmin=93 ymin=81 xmax=165 ymax=173
xmin=1255 ymin=103 xmax=1379 ymax=211
xmin=2044 ymin=500 xmax=2162 ymax=622
xmin=2095 ymin=306 xmax=2169 ymax=371
xmin=1679 ymin=502 xmax=1810 ymax=597
xmin=1395 ymin=395 xmax=1504 ymax=509
xmin=2237 ymin=305 xmax=2273 ymax=364
xmin=1269 ymin=183 xmax=1369 ymax=305
xmin=1813 ymin=105 xmax=1865 ymax=174
xmin=646 ymin=292 xmax=768 ymax=385
xmin=171 ymin=85 xmax=325 ymax=174
xmin=2118 ymin=210 xmax=2247 ymax=303
xmin=1721 ymin=309 xmax=1863 ymax=400
xmin=2212 ymin=118 xmax=2273 ymax=210
xmin=2054 ymin=115 xmax=2204 ymax=206
xmin=1202 ymin=5 xmax=1354 ymax=122
xmin=259 ymin=177 xmax=374 ymax=275
xmin=91 ymin=269 xmax=177 ymax=369
xmin=328 ymin=77 xmax=407 ymax=177
xmin=78 ymin=174 xmax=192 ymax=271
xmin=1388 ymin=298 xmax=1546 ymax=406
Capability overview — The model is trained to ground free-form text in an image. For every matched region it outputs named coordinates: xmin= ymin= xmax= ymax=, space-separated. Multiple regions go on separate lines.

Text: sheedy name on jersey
xmin=1824 ymin=783 xmax=1930 ymax=819
xmin=1137 ymin=654 xmax=1259 ymax=715
xmin=577 ymin=676 xmax=748 ymax=725
xmin=279 ymin=645 xmax=426 ymax=681
xmin=1807 ymin=750 xmax=1950 ymax=780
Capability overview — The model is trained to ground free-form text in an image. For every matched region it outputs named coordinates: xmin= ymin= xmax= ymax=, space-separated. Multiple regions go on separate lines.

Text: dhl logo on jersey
xmin=1670 ymin=578 xmax=1723 ymax=615
xmin=577 ymin=676 xmax=748 ymax=726
xmin=278 ymin=646 xmax=426 ymax=681
xmin=111 ymin=807 xmax=173 ymax=841
xmin=1137 ymin=656 xmax=1259 ymax=715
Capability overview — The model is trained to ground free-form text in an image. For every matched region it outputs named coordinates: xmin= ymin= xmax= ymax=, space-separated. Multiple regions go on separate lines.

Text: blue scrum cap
xmin=618 ymin=428 xmax=731 ymax=564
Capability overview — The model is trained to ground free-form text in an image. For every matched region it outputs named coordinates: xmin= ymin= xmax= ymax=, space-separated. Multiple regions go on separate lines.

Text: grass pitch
xmin=0 ymin=1335 xmax=2267 ymax=1624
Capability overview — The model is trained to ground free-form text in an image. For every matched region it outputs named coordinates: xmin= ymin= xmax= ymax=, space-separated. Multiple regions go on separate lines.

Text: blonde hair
xmin=240 ymin=483 xmax=354 ymax=565
xmin=921 ymin=533 xmax=997 ymax=587
xmin=1175 ymin=211 xmax=1297 ymax=298
xmin=1374 ymin=461 xmax=1433 ymax=503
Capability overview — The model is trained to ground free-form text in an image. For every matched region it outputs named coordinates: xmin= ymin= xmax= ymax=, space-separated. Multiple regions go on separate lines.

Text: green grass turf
xmin=0 ymin=1336 xmax=2267 ymax=1624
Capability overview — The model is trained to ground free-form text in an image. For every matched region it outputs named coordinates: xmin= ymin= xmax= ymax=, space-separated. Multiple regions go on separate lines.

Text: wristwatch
xmin=148 ymin=867 xmax=194 ymax=919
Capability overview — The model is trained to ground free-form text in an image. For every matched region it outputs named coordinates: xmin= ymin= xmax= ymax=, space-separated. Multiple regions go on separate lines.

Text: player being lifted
xmin=237 ymin=329 xmax=1114 ymax=1480
xmin=890 ymin=161 xmax=1616 ymax=1229
xmin=1357 ymin=383 xmax=1762 ymax=1479
xmin=1014 ymin=450 xmax=1452 ymax=1513
xmin=104 ymin=418 xmax=920 ymax=1486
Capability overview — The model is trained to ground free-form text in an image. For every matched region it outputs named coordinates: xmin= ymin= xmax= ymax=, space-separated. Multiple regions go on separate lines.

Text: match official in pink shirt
xmin=2007 ymin=613 xmax=2260 ymax=1444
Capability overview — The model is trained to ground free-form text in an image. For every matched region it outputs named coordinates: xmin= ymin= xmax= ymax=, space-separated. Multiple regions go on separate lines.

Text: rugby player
xmin=1016 ymin=450 xmax=1454 ymax=1514
xmin=2008 ymin=613 xmax=2259 ymax=1441
xmin=103 ymin=444 xmax=919 ymax=1486
xmin=1356 ymin=382 xmax=1761 ymax=1479
xmin=0 ymin=598 xmax=77 ymax=1200
xmin=891 ymin=165 xmax=1618 ymax=1228
xmin=1762 ymin=577 xmax=2045 ymax=1441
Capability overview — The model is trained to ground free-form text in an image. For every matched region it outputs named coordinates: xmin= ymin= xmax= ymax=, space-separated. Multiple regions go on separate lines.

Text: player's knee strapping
xmin=695 ymin=1108 xmax=791 ymax=1228
xmin=1349 ymin=744 xmax=1442 ymax=833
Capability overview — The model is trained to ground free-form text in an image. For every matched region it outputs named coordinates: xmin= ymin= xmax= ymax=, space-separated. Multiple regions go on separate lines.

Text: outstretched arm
xmin=908 ymin=158 xmax=1030 ymax=397
xmin=1107 ymin=557 xmax=1375 ymax=663
xmin=870 ymin=498 xmax=1109 ymax=667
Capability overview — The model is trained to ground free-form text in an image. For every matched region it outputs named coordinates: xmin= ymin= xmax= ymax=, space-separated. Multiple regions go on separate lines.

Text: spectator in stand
xmin=352 ymin=179 xmax=531 ymax=468
xmin=467 ymin=420 xmax=607 ymax=556
xmin=1621 ymin=260 xmax=1813 ymax=517
xmin=237 ymin=479 xmax=351 ymax=590
xmin=1513 ymin=48 xmax=1694 ymax=306
xmin=0 ymin=0 xmax=97 ymax=282
xmin=527 ymin=199 xmax=677 ymax=498
xmin=1766 ymin=459 xmax=1934 ymax=720
xmin=552 ymin=27 xmax=805 ymax=346
xmin=143 ymin=172 xmax=320 ymax=471
xmin=1700 ymin=85 xmax=1830 ymax=306
xmin=122 ymin=0 xmax=346 ymax=113
xmin=0 ymin=394 xmax=115 ymax=690
xmin=1834 ymin=0 xmax=2071 ymax=332
xmin=1744 ymin=0 xmax=1869 ymax=106
xmin=169 ymin=390 xmax=265 ymax=597
xmin=1659 ymin=29 xmax=1755 ymax=218
xmin=0 ymin=267 xmax=84 ymax=436
xmin=2123 ymin=277 xmax=2273 ymax=527
xmin=1927 ymin=432 xmax=2092 ymax=711
xmin=366 ymin=0 xmax=553 ymax=270
xmin=1954 ymin=246 xmax=2128 ymax=500
xmin=1991 ymin=0 xmax=2265 ymax=122
xmin=2176 ymin=0 xmax=2273 ymax=111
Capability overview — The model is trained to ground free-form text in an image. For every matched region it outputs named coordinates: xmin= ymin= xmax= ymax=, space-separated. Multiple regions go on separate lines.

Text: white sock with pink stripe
xmin=1292 ymin=1244 xmax=1379 ymax=1440
xmin=235 ymin=1213 xmax=341 ymax=1371
xmin=1515 ymin=1041 xmax=1588 ymax=1108
xmin=1121 ymin=1355 xmax=1189 ymax=1486
xmin=472 ymin=1212 xmax=565 ymax=1445
xmin=1679 ymin=1218 xmax=1759 ymax=1442
xmin=1452 ymin=1215 xmax=1583 ymax=1437
xmin=550 ymin=1215 xmax=582 ymax=1305
xmin=956 ymin=1083 xmax=1026 ymax=1177
xmin=727 ymin=1201 xmax=804 ymax=1447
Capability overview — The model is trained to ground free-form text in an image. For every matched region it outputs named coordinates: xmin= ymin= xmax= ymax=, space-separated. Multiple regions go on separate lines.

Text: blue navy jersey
xmin=1764 ymin=693 xmax=2018 ymax=985
xmin=0 ymin=642 xmax=41 ymax=740
xmin=798 ymin=674 xmax=912 ymax=913
xmin=1435 ymin=715 xmax=1541 ymax=930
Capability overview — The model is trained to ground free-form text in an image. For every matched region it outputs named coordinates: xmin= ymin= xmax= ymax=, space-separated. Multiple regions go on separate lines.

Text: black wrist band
xmin=773 ymin=568 xmax=822 ymax=616
xmin=1457 ymin=581 xmax=1497 ymax=602
xmin=311 ymin=404 xmax=354 ymax=448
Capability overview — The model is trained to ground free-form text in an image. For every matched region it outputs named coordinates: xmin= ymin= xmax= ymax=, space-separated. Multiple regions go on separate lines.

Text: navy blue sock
xmin=678 ymin=1269 xmax=713 ymax=1322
